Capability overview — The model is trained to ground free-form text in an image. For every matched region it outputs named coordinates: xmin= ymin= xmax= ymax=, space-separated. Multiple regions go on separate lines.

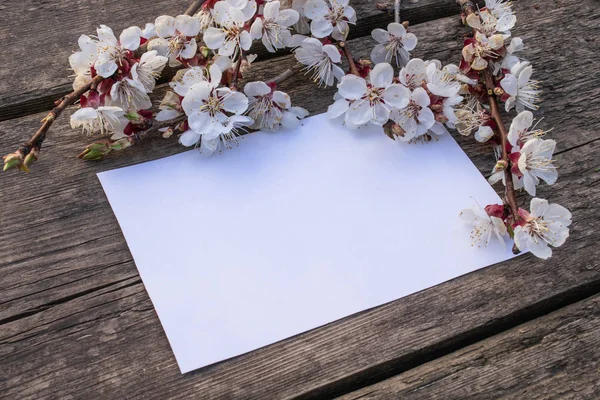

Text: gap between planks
xmin=336 ymin=293 xmax=600 ymax=400
xmin=1 ymin=0 xmax=599 ymax=398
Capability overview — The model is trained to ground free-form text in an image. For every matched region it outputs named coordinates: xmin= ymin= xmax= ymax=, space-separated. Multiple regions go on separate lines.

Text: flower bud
xmin=485 ymin=204 xmax=506 ymax=219
xmin=493 ymin=159 xmax=508 ymax=172
xmin=429 ymin=103 xmax=443 ymax=113
xmin=3 ymin=152 xmax=23 ymax=172
xmin=162 ymin=128 xmax=174 ymax=139
xmin=125 ymin=111 xmax=140 ymax=121
xmin=77 ymin=142 xmax=110 ymax=161
xmin=493 ymin=87 xmax=505 ymax=97
xmin=435 ymin=113 xmax=448 ymax=123
xmin=109 ymin=139 xmax=132 ymax=152
xmin=23 ymin=152 xmax=38 ymax=168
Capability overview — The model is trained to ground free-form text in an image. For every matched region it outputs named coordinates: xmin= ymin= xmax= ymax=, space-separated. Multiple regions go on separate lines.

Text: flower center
xmin=363 ymin=85 xmax=384 ymax=106
xmin=202 ymin=93 xmax=224 ymax=117
xmin=169 ymin=35 xmax=188 ymax=54
xmin=525 ymin=217 xmax=552 ymax=244
xmin=264 ymin=22 xmax=289 ymax=46
xmin=405 ymin=100 xmax=422 ymax=118
xmin=525 ymin=152 xmax=555 ymax=172
xmin=327 ymin=6 xmax=346 ymax=22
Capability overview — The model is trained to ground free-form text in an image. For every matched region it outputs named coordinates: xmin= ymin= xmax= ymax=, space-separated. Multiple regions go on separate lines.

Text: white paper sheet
xmin=98 ymin=114 xmax=517 ymax=373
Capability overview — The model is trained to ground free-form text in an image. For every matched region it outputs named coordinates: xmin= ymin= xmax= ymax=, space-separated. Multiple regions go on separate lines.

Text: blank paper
xmin=98 ymin=113 xmax=517 ymax=373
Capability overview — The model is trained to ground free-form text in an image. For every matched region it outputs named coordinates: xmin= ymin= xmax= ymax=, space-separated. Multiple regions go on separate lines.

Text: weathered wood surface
xmin=0 ymin=0 xmax=482 ymax=122
xmin=1 ymin=0 xmax=599 ymax=398
xmin=338 ymin=294 xmax=600 ymax=400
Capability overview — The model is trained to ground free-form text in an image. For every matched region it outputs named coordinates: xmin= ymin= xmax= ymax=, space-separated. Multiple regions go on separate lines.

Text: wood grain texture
xmin=0 ymin=0 xmax=480 ymax=121
xmin=337 ymin=294 xmax=600 ymax=400
xmin=0 ymin=0 xmax=599 ymax=398
xmin=1 ymin=133 xmax=598 ymax=399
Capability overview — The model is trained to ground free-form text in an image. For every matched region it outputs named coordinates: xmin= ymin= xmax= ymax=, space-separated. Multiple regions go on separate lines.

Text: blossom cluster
xmin=327 ymin=59 xmax=464 ymax=142
xmin=69 ymin=24 xmax=167 ymax=140
xmin=68 ymin=0 xmax=309 ymax=156
xmin=60 ymin=0 xmax=570 ymax=259
xmin=456 ymin=0 xmax=570 ymax=259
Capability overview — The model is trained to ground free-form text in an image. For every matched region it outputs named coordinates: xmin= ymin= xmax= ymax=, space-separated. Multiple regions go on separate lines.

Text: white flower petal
xmin=147 ymin=37 xmax=171 ymax=57
xmin=429 ymin=121 xmax=449 ymax=136
xmin=322 ymin=44 xmax=342 ymax=63
xmin=371 ymin=28 xmax=390 ymax=44
xmin=281 ymin=110 xmax=301 ymax=128
xmin=244 ymin=81 xmax=271 ymax=97
xmin=527 ymin=235 xmax=553 ymax=259
xmin=475 ymin=125 xmax=494 ymax=142
xmin=156 ymin=108 xmax=182 ymax=121
xmin=275 ymin=9 xmax=300 ymax=26
xmin=203 ymin=27 xmax=227 ymax=50
xmin=338 ymin=75 xmax=367 ymax=100
xmin=188 ymin=111 xmax=212 ymax=133
xmin=370 ymin=63 xmax=394 ymax=88
xmin=179 ymin=38 xmax=198 ymax=59
xmin=402 ymin=33 xmax=418 ymax=52
xmin=176 ymin=15 xmax=202 ymax=37
xmin=387 ymin=22 xmax=406 ymax=37
xmin=209 ymin=64 xmax=223 ymax=86
xmin=94 ymin=59 xmax=118 ymax=78
xmin=327 ymin=98 xmax=349 ymax=118
xmin=372 ymin=103 xmax=390 ymax=125
xmin=370 ymin=43 xmax=390 ymax=65
xmin=180 ymin=129 xmax=201 ymax=146
xmin=304 ymin=0 xmax=329 ymax=19
xmin=346 ymin=100 xmax=372 ymax=125
xmin=310 ymin=18 xmax=333 ymax=38
xmin=155 ymin=15 xmax=176 ymax=38
xmin=120 ymin=26 xmax=142 ymax=50
xmin=250 ymin=18 xmax=263 ymax=40
xmin=222 ymin=90 xmax=249 ymax=113
xmin=264 ymin=1 xmax=280 ymax=20
xmin=412 ymin=87 xmax=431 ymax=108
xmin=240 ymin=30 xmax=253 ymax=50
xmin=272 ymin=91 xmax=291 ymax=109
xmin=141 ymin=23 xmax=157 ymax=39
xmin=182 ymin=82 xmax=213 ymax=114
xmin=382 ymin=84 xmax=410 ymax=109
xmin=418 ymin=105 xmax=435 ymax=129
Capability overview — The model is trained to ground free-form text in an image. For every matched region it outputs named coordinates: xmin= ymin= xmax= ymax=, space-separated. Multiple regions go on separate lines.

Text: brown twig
xmin=484 ymin=72 xmax=520 ymax=224
xmin=231 ymin=53 xmax=245 ymax=90
xmin=31 ymin=75 xmax=103 ymax=150
xmin=185 ymin=0 xmax=206 ymax=15
xmin=338 ymin=41 xmax=360 ymax=76
xmin=144 ymin=114 xmax=188 ymax=136
xmin=456 ymin=0 xmax=521 ymax=226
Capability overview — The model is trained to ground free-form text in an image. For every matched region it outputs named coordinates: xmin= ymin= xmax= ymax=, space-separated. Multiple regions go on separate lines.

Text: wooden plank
xmin=337 ymin=294 xmax=600 ymax=400
xmin=0 ymin=0 xmax=480 ymax=122
xmin=0 ymin=142 xmax=598 ymax=400
xmin=0 ymin=0 xmax=599 ymax=398
xmin=2 ymin=0 xmax=598 ymax=324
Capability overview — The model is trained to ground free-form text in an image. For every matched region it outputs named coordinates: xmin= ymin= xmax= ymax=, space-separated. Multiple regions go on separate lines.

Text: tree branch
xmin=231 ymin=53 xmax=245 ymax=91
xmin=484 ymin=72 xmax=520 ymax=224
xmin=456 ymin=0 xmax=521 ymax=227
xmin=3 ymin=0 xmax=207 ymax=171
xmin=338 ymin=41 xmax=360 ymax=76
